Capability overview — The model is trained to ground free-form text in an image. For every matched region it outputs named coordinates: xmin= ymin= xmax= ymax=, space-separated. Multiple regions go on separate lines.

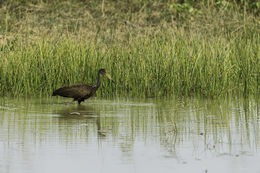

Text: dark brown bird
xmin=52 ymin=69 xmax=114 ymax=104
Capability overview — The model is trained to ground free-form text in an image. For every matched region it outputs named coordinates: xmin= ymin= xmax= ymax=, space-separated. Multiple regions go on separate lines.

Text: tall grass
xmin=0 ymin=27 xmax=259 ymax=98
xmin=0 ymin=0 xmax=259 ymax=98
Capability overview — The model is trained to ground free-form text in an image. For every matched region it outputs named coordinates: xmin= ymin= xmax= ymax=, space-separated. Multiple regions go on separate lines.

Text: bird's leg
xmin=77 ymin=97 xmax=86 ymax=105
xmin=78 ymin=100 xmax=82 ymax=105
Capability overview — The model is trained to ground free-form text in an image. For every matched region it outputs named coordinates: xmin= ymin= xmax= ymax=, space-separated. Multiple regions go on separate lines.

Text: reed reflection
xmin=0 ymin=97 xmax=258 ymax=158
xmin=157 ymin=98 xmax=259 ymax=156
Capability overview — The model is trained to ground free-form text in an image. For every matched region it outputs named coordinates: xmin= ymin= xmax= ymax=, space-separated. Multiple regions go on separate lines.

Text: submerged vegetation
xmin=0 ymin=0 xmax=259 ymax=98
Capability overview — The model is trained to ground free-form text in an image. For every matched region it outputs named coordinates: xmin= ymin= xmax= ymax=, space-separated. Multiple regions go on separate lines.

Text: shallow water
xmin=0 ymin=97 xmax=259 ymax=173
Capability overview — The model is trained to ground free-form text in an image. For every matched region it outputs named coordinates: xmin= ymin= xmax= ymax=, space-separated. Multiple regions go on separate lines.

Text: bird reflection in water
xmin=55 ymin=105 xmax=111 ymax=138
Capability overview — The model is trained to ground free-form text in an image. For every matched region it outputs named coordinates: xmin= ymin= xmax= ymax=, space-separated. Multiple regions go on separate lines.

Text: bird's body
xmin=52 ymin=84 xmax=97 ymax=104
xmin=52 ymin=69 xmax=114 ymax=104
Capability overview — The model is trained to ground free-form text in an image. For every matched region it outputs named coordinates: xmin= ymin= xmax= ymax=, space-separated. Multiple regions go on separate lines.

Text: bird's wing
xmin=52 ymin=85 xmax=93 ymax=99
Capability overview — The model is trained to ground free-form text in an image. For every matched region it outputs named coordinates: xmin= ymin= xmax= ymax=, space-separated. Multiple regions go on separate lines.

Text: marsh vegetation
xmin=0 ymin=0 xmax=259 ymax=97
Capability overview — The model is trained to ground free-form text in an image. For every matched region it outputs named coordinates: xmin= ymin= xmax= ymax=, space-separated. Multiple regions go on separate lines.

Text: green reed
xmin=0 ymin=0 xmax=259 ymax=98
xmin=0 ymin=27 xmax=259 ymax=98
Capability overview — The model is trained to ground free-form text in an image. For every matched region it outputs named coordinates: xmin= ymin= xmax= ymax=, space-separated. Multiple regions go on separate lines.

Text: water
xmin=0 ymin=97 xmax=259 ymax=173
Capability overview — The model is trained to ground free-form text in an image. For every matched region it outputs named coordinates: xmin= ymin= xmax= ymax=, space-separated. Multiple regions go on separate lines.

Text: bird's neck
xmin=94 ymin=72 xmax=102 ymax=88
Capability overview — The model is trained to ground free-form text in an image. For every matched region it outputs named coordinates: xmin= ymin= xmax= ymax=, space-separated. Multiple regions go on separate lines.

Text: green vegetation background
xmin=0 ymin=0 xmax=259 ymax=98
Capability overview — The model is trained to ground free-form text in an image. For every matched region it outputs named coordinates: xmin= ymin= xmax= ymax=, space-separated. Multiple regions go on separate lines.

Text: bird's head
xmin=99 ymin=69 xmax=115 ymax=83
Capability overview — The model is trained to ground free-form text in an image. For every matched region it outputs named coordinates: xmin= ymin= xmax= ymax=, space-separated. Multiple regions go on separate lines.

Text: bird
xmin=52 ymin=69 xmax=114 ymax=104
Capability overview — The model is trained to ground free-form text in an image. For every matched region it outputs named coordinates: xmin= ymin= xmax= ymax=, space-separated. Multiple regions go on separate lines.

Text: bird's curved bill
xmin=105 ymin=73 xmax=115 ymax=83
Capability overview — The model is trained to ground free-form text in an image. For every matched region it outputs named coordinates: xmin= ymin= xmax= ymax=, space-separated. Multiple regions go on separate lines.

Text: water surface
xmin=0 ymin=97 xmax=259 ymax=173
